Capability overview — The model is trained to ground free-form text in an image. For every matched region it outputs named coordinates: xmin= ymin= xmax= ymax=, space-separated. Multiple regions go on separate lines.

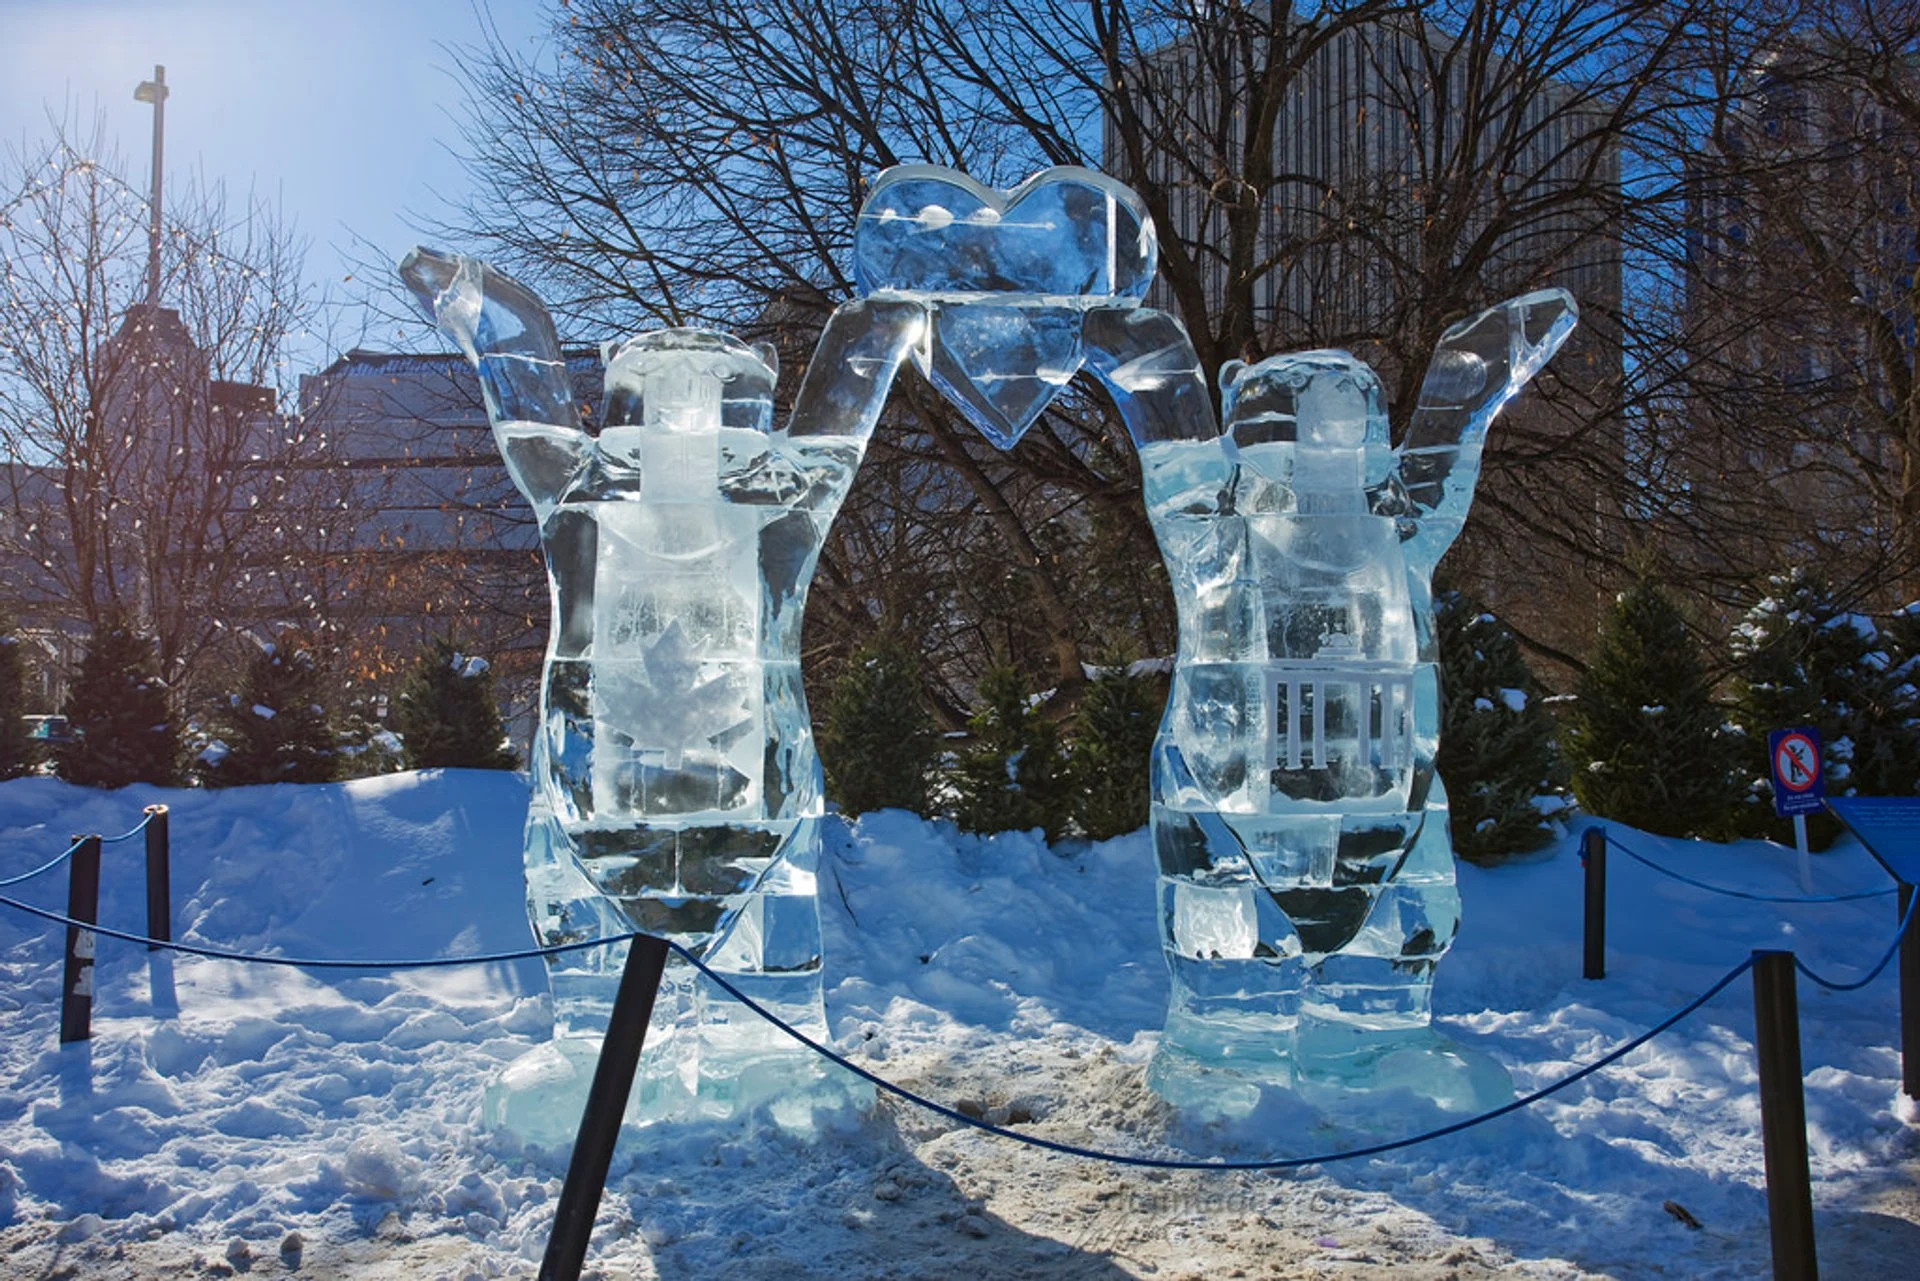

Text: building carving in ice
xmin=849 ymin=166 xmax=1577 ymax=1113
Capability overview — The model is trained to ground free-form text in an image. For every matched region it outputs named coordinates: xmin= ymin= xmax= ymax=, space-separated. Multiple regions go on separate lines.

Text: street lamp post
xmin=134 ymin=65 xmax=168 ymax=307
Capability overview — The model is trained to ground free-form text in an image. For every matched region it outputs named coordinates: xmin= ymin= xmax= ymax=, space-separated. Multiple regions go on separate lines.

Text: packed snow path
xmin=1 ymin=771 xmax=1917 ymax=1278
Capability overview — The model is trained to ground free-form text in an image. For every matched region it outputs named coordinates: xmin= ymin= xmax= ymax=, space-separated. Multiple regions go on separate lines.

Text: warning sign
xmin=1768 ymin=727 xmax=1824 ymax=818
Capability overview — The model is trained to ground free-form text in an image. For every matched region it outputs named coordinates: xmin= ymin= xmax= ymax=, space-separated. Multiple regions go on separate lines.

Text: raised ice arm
xmin=1393 ymin=289 xmax=1577 ymax=566
xmin=1081 ymin=307 xmax=1218 ymax=449
xmin=399 ymin=248 xmax=586 ymax=513
xmin=786 ymin=297 xmax=928 ymax=441
xmin=399 ymin=248 xmax=580 ymax=429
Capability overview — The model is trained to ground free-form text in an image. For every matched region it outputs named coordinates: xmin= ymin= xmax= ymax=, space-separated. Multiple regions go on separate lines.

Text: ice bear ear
xmin=600 ymin=339 xmax=621 ymax=367
xmin=751 ymin=341 xmax=779 ymax=379
xmin=1218 ymin=358 xmax=1246 ymax=391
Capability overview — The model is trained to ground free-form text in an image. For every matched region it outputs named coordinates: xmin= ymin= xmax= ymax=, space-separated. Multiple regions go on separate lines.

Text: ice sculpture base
xmin=482 ymin=1033 xmax=871 ymax=1147
xmin=1144 ymin=1041 xmax=1276 ymax=1120
xmin=1146 ymin=1021 xmax=1510 ymax=1122
xmin=630 ymin=1021 xmax=874 ymax=1131
xmin=1288 ymin=1019 xmax=1512 ymax=1117
xmin=482 ymin=1037 xmax=605 ymax=1149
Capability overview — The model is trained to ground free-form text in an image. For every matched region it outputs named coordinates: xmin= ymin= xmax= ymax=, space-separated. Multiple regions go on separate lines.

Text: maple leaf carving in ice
xmin=620 ymin=619 xmax=752 ymax=769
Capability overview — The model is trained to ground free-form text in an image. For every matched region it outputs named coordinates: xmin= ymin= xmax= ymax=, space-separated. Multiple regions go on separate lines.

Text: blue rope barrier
xmin=1604 ymin=831 xmax=1895 ymax=904
xmin=1 ymin=812 xmax=159 ymax=889
xmin=668 ymin=941 xmax=1758 ymax=1171
xmin=0 ymin=889 xmax=1761 ymax=1171
xmin=99 ymin=811 xmax=157 ymax=843
xmin=0 ymin=890 xmax=642 ymax=968
xmin=0 ymin=837 xmax=85 ymax=888
xmin=1792 ymin=889 xmax=1919 ymax=993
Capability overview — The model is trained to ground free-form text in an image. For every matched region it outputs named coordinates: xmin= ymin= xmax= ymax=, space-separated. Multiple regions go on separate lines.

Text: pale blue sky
xmin=0 ymin=0 xmax=551 ymax=352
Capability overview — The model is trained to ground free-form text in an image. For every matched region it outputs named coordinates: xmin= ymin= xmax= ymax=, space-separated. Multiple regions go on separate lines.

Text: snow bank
xmin=0 ymin=773 xmax=1916 ymax=1277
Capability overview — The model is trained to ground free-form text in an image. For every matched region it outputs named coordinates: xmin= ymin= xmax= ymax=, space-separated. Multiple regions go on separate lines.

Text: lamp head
xmin=135 ymin=66 xmax=168 ymax=104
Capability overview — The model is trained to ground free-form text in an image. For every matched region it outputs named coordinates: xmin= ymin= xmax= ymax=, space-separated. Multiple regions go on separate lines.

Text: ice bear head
xmin=600 ymin=329 xmax=780 ymax=434
xmin=1218 ymin=351 xmax=1389 ymax=452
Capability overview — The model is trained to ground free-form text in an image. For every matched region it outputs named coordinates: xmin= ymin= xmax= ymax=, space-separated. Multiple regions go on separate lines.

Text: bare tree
xmin=284 ymin=345 xmax=571 ymax=714
xmin=1673 ymin=0 xmax=1920 ymax=607
xmin=0 ymin=112 xmax=329 ymax=702
xmin=440 ymin=0 xmax=1738 ymax=689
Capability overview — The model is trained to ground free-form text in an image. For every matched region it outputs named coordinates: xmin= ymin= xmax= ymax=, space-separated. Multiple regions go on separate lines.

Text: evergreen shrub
xmin=0 ymin=621 xmax=38 ymax=780
xmin=1730 ymin=570 xmax=1920 ymax=846
xmin=198 ymin=634 xmax=338 ymax=787
xmin=821 ymin=633 xmax=935 ymax=816
xmin=393 ymin=638 xmax=518 ymax=771
xmin=1435 ymin=591 xmax=1567 ymax=864
xmin=1069 ymin=657 xmax=1164 ymax=841
xmin=57 ymin=617 xmax=181 ymax=788
xmin=334 ymin=694 xmax=407 ymax=779
xmin=951 ymin=663 xmax=1069 ymax=841
xmin=1564 ymin=577 xmax=1738 ymax=838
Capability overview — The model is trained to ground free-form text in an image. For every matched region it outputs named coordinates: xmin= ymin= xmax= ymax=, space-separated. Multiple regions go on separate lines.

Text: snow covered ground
xmin=1 ymin=770 xmax=1917 ymax=1279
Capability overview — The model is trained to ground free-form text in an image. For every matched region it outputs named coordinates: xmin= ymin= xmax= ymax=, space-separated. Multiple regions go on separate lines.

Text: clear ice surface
xmin=395 ymin=159 xmax=1575 ymax=1133
xmin=854 ymin=165 xmax=1156 ymax=449
xmin=1124 ymin=295 xmax=1575 ymax=1115
xmin=400 ymin=249 xmax=923 ymax=1129
xmin=855 ymin=167 xmax=1577 ymax=1115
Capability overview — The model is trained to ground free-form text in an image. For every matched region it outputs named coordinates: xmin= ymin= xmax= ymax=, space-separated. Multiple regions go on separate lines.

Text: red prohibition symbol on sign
xmin=1773 ymin=731 xmax=1821 ymax=793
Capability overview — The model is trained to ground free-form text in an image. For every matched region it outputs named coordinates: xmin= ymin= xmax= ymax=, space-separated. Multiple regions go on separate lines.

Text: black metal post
xmin=1752 ymin=949 xmax=1818 ymax=1281
xmin=144 ymin=804 xmax=170 ymax=949
xmin=145 ymin=804 xmax=178 ymax=1014
xmin=1900 ymin=883 xmax=1919 ymax=1101
xmin=60 ymin=836 xmax=102 ymax=1044
xmin=1582 ymin=826 xmax=1607 ymax=981
xmin=539 ymin=935 xmax=672 ymax=1281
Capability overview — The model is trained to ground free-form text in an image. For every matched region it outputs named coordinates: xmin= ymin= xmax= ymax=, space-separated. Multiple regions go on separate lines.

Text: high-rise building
xmin=1106 ymin=13 xmax=1624 ymax=676
xmin=0 ymin=302 xmax=284 ymax=707
xmin=287 ymin=347 xmax=603 ymax=728
xmin=1684 ymin=49 xmax=1914 ymax=588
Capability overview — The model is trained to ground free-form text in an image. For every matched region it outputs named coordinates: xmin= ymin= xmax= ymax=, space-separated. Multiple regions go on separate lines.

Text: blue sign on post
xmin=1825 ymin=796 xmax=1920 ymax=885
xmin=1768 ymin=726 xmax=1825 ymax=819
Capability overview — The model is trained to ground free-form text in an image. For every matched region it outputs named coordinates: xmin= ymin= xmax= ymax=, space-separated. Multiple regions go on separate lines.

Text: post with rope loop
xmin=60 ymin=835 xmax=101 ymax=1044
xmin=144 ymin=805 xmax=178 ymax=1013
xmin=1900 ymin=883 xmax=1920 ymax=1100
xmin=1582 ymin=826 xmax=1606 ymax=980
xmin=539 ymin=934 xmax=671 ymax=1281
xmin=144 ymin=805 xmax=170 ymax=949
xmin=1752 ymin=949 xmax=1817 ymax=1281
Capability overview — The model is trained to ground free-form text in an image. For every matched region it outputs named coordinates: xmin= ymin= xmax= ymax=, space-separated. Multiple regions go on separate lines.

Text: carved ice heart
xmin=852 ymin=165 xmax=1157 ymax=448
